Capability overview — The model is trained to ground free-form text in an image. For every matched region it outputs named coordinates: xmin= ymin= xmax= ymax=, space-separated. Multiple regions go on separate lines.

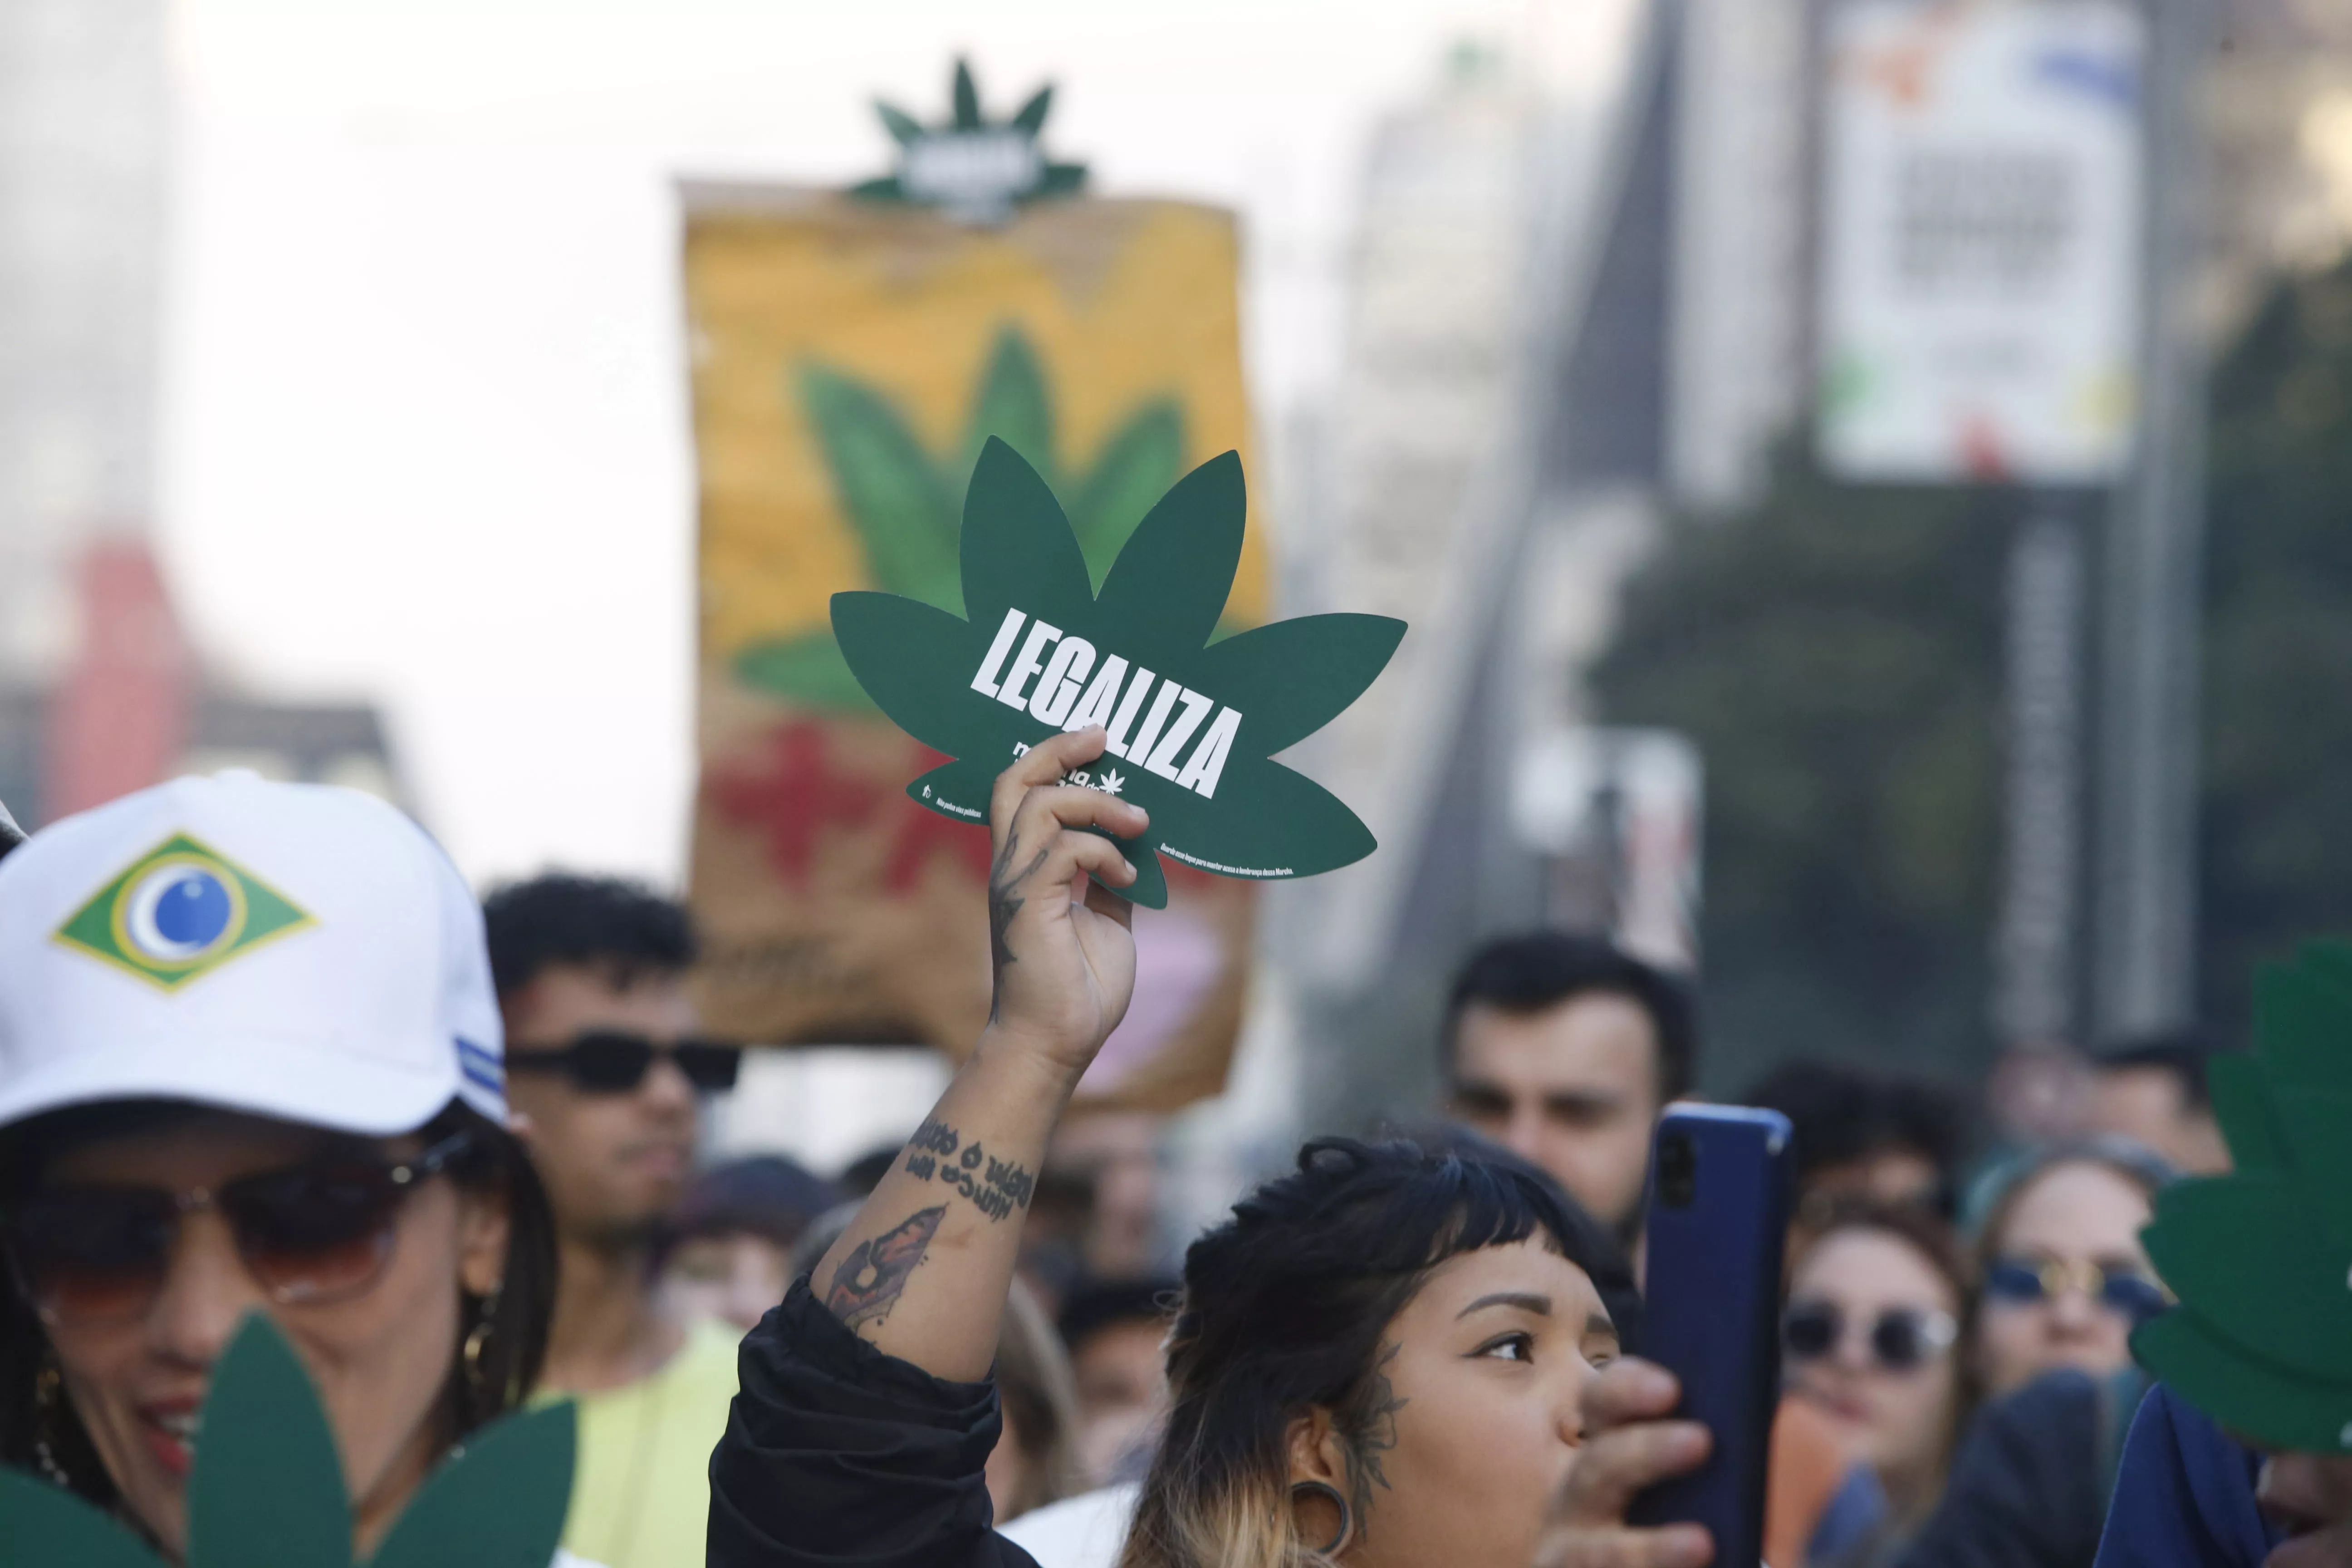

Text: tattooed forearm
xmin=901 ymin=1117 xmax=1038 ymax=1223
xmin=985 ymin=828 xmax=1048 ymax=1024
xmin=823 ymin=1206 xmax=946 ymax=1331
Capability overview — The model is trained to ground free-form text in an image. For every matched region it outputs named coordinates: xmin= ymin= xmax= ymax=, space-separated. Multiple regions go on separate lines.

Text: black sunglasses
xmin=1783 ymin=1298 xmax=1957 ymax=1372
xmin=1983 ymin=1256 xmax=2172 ymax=1323
xmin=2 ymin=1131 xmax=474 ymax=1328
xmin=505 ymin=1030 xmax=743 ymax=1094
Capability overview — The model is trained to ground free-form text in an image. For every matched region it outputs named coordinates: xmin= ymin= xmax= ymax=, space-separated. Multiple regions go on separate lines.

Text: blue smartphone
xmin=1627 ymin=1104 xmax=1793 ymax=1568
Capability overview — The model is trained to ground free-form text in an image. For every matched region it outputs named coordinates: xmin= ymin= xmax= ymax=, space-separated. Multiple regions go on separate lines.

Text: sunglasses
xmin=1783 ymin=1299 xmax=1958 ymax=1372
xmin=1984 ymin=1256 xmax=2172 ymax=1322
xmin=504 ymin=1030 xmax=742 ymax=1094
xmin=1 ymin=1131 xmax=474 ymax=1329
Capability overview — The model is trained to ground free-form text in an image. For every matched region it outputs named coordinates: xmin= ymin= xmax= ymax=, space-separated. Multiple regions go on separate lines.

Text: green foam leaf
xmin=951 ymin=60 xmax=983 ymax=131
xmin=1011 ymin=85 xmax=1054 ymax=135
xmin=0 ymin=1314 xmax=579 ymax=1568
xmin=187 ymin=1315 xmax=351 ymax=1568
xmin=833 ymin=439 xmax=1400 ymax=906
xmin=876 ymin=101 xmax=924 ymax=147
xmin=770 ymin=332 xmax=1188 ymax=713
xmin=0 ymin=1468 xmax=169 ymax=1567
xmin=2142 ymin=1174 xmax=2352 ymax=1382
xmin=2135 ymin=940 xmax=2352 ymax=1449
xmin=1194 ymin=614 xmax=1410 ymax=756
xmin=2205 ymin=1052 xmax=2288 ymax=1173
xmin=2253 ymin=960 xmax=2352 ymax=1094
xmin=2135 ymin=1307 xmax=2352 ymax=1455
xmin=1068 ymin=402 xmax=1185 ymax=588
xmin=366 ymin=1403 xmax=576 ymax=1568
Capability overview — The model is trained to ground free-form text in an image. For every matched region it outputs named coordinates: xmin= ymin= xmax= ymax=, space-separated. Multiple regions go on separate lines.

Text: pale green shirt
xmin=544 ymin=1320 xmax=742 ymax=1568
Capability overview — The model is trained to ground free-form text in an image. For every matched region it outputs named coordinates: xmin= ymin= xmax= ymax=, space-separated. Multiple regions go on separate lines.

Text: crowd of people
xmin=0 ymin=736 xmax=2335 ymax=1568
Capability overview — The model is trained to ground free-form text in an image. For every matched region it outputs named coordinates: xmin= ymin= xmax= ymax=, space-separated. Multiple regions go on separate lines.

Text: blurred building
xmin=1279 ymin=25 xmax=1693 ymax=1123
xmin=0 ymin=0 xmax=167 ymax=678
xmin=1276 ymin=0 xmax=2352 ymax=1128
xmin=0 ymin=0 xmax=405 ymax=833
xmin=2205 ymin=0 xmax=2352 ymax=327
xmin=0 ymin=541 xmax=408 ymax=829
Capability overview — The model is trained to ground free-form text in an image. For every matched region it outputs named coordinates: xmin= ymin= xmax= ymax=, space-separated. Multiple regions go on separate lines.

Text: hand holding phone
xmin=1625 ymin=1105 xmax=1793 ymax=1568
xmin=1535 ymin=1358 xmax=1716 ymax=1568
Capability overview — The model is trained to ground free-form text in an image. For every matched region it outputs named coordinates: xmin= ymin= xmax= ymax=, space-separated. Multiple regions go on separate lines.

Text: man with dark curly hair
xmin=483 ymin=873 xmax=745 ymax=1568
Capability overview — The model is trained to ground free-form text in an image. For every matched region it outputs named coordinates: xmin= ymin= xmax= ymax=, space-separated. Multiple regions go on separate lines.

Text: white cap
xmin=0 ymin=773 xmax=505 ymax=1137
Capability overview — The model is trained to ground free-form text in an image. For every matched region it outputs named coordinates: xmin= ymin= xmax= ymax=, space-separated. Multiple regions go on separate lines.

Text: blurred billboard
xmin=1818 ymin=0 xmax=2146 ymax=483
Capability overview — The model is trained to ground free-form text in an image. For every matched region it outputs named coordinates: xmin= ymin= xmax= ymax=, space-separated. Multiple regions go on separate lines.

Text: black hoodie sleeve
xmin=707 ymin=1278 xmax=1042 ymax=1568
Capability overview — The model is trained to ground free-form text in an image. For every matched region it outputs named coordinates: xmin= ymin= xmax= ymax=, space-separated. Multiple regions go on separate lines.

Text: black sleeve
xmin=706 ymin=1278 xmax=1041 ymax=1568
xmin=1895 ymin=1371 xmax=2107 ymax=1568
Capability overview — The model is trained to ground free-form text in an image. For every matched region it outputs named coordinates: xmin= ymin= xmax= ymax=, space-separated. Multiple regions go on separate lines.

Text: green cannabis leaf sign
xmin=850 ymin=58 xmax=1087 ymax=224
xmin=832 ymin=439 xmax=1404 ymax=909
xmin=2134 ymin=942 xmax=2352 ymax=1451
xmin=0 ymin=1315 xmax=575 ymax=1568
xmin=737 ymin=325 xmax=1186 ymax=714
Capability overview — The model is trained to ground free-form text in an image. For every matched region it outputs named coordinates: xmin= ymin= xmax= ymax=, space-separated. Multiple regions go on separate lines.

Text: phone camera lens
xmin=1656 ymin=1130 xmax=1698 ymax=1209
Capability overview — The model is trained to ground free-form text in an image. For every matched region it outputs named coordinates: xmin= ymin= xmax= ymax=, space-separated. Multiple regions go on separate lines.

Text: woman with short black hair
xmin=707 ymin=729 xmax=1633 ymax=1568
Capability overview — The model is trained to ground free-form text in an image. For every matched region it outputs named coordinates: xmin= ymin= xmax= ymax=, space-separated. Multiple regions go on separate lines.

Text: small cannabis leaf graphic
xmin=736 ymin=324 xmax=1187 ymax=712
xmin=830 ymin=438 xmax=1404 ymax=910
xmin=0 ymin=1314 xmax=576 ymax=1568
xmin=2132 ymin=941 xmax=2352 ymax=1452
xmin=850 ymin=57 xmax=1087 ymax=224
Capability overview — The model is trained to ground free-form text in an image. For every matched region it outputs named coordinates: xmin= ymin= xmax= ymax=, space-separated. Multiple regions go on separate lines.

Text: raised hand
xmin=980 ymin=725 xmax=1147 ymax=1082
xmin=808 ymin=727 xmax=1150 ymax=1379
xmin=1532 ymin=1360 xmax=1714 ymax=1568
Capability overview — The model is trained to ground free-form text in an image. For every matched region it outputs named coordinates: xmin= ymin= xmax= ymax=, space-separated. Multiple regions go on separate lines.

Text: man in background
xmin=2084 ymin=1027 xmax=2232 ymax=1175
xmin=1056 ymin=1277 xmax=1181 ymax=1486
xmin=1440 ymin=931 xmax=1697 ymax=1245
xmin=1439 ymin=932 xmax=1875 ymax=1568
xmin=1741 ymin=1059 xmax=1972 ymax=1254
xmin=485 ymin=873 xmax=744 ymax=1568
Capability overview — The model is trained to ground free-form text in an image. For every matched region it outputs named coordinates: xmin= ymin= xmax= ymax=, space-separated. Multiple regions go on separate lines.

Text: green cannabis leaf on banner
xmin=831 ymin=438 xmax=1403 ymax=910
xmin=2133 ymin=941 xmax=2352 ymax=1452
xmin=0 ymin=1315 xmax=576 ymax=1568
xmin=736 ymin=324 xmax=1189 ymax=712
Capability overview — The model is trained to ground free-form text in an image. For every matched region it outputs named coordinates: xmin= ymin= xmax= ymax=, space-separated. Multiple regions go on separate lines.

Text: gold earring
xmin=463 ymin=1283 xmax=501 ymax=1391
xmin=33 ymin=1354 xmax=72 ymax=1489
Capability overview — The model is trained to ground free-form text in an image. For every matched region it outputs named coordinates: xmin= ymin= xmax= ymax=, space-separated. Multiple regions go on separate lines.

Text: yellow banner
xmin=684 ymin=188 xmax=1266 ymax=1109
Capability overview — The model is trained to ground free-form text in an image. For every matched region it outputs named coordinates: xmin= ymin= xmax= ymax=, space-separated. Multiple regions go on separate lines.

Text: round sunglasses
xmin=1783 ymin=1298 xmax=1957 ymax=1372
xmin=503 ymin=1030 xmax=743 ymax=1094
xmin=1 ymin=1130 xmax=474 ymax=1329
xmin=1983 ymin=1256 xmax=2172 ymax=1323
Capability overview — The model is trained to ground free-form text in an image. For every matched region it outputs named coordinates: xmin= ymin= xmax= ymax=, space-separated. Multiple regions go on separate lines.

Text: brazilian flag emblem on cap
xmin=53 ymin=834 xmax=315 ymax=991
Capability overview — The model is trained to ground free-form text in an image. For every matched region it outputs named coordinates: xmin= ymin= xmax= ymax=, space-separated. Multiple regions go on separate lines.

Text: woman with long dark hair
xmin=707 ymin=729 xmax=1634 ymax=1568
xmin=0 ymin=775 xmax=571 ymax=1563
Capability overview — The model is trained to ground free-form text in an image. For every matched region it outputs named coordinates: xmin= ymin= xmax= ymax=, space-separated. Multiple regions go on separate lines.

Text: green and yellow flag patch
xmin=53 ymin=834 xmax=314 ymax=991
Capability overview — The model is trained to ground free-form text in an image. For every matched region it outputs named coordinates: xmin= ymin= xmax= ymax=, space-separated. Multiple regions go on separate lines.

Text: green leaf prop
xmin=2134 ymin=941 xmax=2352 ymax=1450
xmin=0 ymin=1314 xmax=577 ymax=1568
xmin=831 ymin=438 xmax=1403 ymax=909
xmin=188 ymin=1312 xmax=351 ymax=1566
xmin=737 ymin=325 xmax=1190 ymax=713
xmin=849 ymin=58 xmax=1088 ymax=222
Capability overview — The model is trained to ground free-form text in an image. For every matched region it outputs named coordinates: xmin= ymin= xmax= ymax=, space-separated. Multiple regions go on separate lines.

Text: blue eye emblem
xmin=56 ymin=833 xmax=315 ymax=991
xmin=121 ymin=862 xmax=245 ymax=965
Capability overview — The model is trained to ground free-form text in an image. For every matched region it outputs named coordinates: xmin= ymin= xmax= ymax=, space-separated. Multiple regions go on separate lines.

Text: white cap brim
xmin=0 ymin=1028 xmax=464 ymax=1139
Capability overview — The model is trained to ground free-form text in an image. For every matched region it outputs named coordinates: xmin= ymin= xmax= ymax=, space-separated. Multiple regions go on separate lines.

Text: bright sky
xmin=159 ymin=0 xmax=1638 ymax=887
